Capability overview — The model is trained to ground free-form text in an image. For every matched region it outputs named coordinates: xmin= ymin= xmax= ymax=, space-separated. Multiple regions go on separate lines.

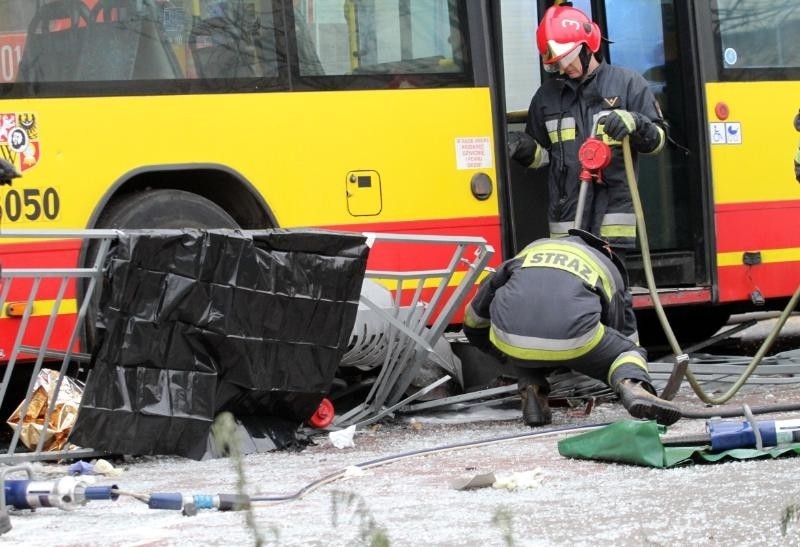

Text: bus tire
xmin=83 ymin=189 xmax=239 ymax=352
xmin=97 ymin=188 xmax=239 ymax=229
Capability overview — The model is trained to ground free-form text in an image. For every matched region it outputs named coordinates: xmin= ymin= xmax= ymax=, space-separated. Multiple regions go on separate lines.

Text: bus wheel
xmin=83 ymin=189 xmax=240 ymax=352
xmin=97 ymin=188 xmax=239 ymax=229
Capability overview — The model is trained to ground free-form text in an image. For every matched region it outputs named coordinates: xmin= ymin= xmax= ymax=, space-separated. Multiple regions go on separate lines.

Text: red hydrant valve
xmin=578 ymin=137 xmax=612 ymax=182
xmin=308 ymin=398 xmax=335 ymax=429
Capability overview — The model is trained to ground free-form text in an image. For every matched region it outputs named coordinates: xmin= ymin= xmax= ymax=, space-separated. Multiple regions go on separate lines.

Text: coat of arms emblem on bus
xmin=0 ymin=113 xmax=39 ymax=173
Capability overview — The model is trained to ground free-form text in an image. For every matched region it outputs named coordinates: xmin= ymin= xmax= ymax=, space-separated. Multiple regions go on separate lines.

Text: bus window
xmin=500 ymin=0 xmax=539 ymax=114
xmin=6 ymin=0 xmax=284 ymax=96
xmin=713 ymin=0 xmax=800 ymax=72
xmin=292 ymin=0 xmax=469 ymax=85
xmin=0 ymin=2 xmax=35 ymax=32
xmin=188 ymin=1 xmax=280 ymax=82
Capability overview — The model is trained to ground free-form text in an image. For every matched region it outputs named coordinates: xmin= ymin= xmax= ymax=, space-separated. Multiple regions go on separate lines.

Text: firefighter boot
xmin=519 ymin=382 xmax=552 ymax=427
xmin=615 ymin=379 xmax=681 ymax=426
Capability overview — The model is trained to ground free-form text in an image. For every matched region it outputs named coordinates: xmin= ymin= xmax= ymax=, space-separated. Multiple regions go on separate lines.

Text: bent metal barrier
xmin=0 ymin=229 xmax=120 ymax=464
xmin=0 ymin=228 xmax=495 ymax=462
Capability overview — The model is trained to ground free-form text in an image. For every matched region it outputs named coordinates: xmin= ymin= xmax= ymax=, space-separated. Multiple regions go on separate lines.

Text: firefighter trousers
xmin=509 ymin=324 xmax=650 ymax=390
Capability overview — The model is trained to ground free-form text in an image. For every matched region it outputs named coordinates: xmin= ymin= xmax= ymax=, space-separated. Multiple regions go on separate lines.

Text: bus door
xmin=497 ymin=1 xmax=727 ymax=341
xmin=601 ymin=1 xmax=712 ymax=301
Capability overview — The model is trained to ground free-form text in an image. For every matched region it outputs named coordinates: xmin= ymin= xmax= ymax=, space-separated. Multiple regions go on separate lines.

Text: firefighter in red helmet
xmin=536 ymin=3 xmax=601 ymax=77
xmin=507 ymin=2 xmax=667 ymax=342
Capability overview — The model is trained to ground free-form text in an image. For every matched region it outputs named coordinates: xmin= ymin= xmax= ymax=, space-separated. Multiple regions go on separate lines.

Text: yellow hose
xmin=622 ymin=137 xmax=800 ymax=404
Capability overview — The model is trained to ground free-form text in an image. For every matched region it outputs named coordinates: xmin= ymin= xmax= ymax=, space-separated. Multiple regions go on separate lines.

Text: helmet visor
xmin=542 ymin=43 xmax=581 ymax=74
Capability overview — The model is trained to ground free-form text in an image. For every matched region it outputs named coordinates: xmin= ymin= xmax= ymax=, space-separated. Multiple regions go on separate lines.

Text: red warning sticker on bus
xmin=0 ymin=113 xmax=40 ymax=173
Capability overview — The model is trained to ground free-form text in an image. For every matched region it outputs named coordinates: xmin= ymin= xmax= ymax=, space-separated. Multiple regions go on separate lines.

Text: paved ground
xmin=2 ymin=316 xmax=800 ymax=546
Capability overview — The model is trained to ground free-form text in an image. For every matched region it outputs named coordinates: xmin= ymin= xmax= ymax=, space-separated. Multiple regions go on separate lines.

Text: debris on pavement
xmin=330 ymin=425 xmax=357 ymax=449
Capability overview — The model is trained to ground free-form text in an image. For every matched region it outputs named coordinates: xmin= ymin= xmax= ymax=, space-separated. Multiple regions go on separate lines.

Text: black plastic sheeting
xmin=70 ymin=229 xmax=369 ymax=460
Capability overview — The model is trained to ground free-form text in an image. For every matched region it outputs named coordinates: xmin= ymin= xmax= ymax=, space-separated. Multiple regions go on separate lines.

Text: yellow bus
xmin=1 ymin=0 xmax=799 ymax=356
xmin=0 ymin=0 xmax=504 ymax=355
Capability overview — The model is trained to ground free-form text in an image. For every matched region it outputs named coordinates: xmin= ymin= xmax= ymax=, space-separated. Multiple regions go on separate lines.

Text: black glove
xmin=604 ymin=110 xmax=650 ymax=141
xmin=0 ymin=158 xmax=20 ymax=186
xmin=508 ymin=130 xmax=538 ymax=167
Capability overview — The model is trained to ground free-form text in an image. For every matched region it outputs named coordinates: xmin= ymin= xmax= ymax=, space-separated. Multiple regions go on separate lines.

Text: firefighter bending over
xmin=463 ymin=229 xmax=680 ymax=427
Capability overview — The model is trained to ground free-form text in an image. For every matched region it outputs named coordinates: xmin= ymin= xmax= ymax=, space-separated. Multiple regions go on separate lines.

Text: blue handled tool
xmin=662 ymin=417 xmax=800 ymax=452
xmin=707 ymin=418 xmax=800 ymax=452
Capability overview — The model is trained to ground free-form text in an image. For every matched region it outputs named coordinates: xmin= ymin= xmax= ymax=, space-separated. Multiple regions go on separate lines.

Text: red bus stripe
xmin=715 ymin=200 xmax=800 ymax=252
xmin=320 ymin=216 xmax=503 ymax=271
xmin=632 ymin=288 xmax=712 ymax=308
xmin=0 ymin=314 xmax=79 ymax=357
xmin=717 ymin=261 xmax=800 ymax=303
xmin=0 ymin=238 xmax=81 ymax=262
xmin=0 ymin=240 xmax=82 ymax=301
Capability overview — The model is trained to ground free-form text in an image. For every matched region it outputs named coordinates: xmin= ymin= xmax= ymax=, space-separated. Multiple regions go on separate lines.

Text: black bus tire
xmin=83 ymin=189 xmax=239 ymax=353
xmin=97 ymin=189 xmax=239 ymax=229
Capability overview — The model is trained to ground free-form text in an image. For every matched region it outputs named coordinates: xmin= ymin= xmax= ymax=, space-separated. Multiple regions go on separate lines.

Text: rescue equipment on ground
xmin=558 ymin=413 xmax=800 ymax=468
xmin=0 ymin=464 xmax=118 ymax=535
xmin=664 ymin=415 xmax=800 ymax=452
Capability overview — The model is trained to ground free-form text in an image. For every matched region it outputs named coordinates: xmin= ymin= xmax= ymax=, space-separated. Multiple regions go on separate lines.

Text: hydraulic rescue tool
xmin=0 ymin=464 xmax=118 ymax=535
xmin=663 ymin=413 xmax=800 ymax=452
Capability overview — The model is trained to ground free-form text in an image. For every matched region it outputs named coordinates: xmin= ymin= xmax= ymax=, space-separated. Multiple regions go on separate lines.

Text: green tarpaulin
xmin=558 ymin=420 xmax=800 ymax=468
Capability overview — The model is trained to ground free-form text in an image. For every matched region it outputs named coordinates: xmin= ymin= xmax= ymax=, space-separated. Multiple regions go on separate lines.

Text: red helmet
xmin=536 ymin=5 xmax=601 ymax=72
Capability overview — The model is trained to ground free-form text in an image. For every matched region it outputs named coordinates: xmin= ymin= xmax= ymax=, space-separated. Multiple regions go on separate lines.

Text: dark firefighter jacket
xmin=525 ymin=61 xmax=666 ymax=249
xmin=463 ymin=234 xmax=629 ymax=361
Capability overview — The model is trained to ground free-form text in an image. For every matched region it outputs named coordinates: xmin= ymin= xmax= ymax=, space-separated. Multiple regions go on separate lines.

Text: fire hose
xmin=577 ymin=130 xmax=800 ymax=418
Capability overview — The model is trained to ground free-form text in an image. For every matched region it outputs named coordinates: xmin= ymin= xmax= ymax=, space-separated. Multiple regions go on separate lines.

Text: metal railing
xmin=0 ymin=229 xmax=121 ymax=463
xmin=334 ymin=232 xmax=494 ymax=427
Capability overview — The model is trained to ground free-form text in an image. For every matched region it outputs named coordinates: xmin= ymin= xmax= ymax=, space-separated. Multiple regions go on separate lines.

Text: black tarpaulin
xmin=69 ymin=228 xmax=369 ymax=459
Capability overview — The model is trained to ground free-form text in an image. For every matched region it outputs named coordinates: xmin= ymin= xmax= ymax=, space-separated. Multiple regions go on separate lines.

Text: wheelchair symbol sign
xmin=710 ymin=123 xmax=725 ymax=144
xmin=710 ymin=122 xmax=742 ymax=145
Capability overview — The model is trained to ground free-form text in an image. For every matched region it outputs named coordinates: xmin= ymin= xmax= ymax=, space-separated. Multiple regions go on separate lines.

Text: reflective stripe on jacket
xmin=464 ymin=236 xmax=628 ymax=361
